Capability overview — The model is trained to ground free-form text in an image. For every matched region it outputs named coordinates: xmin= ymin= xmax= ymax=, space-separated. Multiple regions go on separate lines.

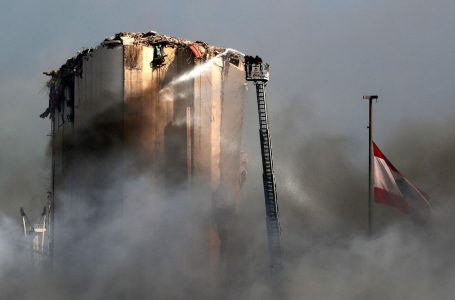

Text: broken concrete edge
xmin=41 ymin=31 xmax=244 ymax=119
xmin=43 ymin=31 xmax=235 ymax=80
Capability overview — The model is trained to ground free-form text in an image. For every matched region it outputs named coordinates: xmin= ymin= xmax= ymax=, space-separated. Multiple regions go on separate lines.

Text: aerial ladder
xmin=20 ymin=206 xmax=49 ymax=267
xmin=244 ymin=56 xmax=282 ymax=273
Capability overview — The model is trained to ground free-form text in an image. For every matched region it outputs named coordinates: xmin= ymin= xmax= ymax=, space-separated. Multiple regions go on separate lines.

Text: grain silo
xmin=41 ymin=31 xmax=247 ymax=273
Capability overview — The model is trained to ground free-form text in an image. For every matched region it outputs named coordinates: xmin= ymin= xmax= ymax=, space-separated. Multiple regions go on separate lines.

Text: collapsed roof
xmin=41 ymin=31 xmax=241 ymax=119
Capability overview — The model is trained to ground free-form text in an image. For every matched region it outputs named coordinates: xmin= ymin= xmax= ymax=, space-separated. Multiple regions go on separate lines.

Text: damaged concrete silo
xmin=41 ymin=32 xmax=247 ymax=275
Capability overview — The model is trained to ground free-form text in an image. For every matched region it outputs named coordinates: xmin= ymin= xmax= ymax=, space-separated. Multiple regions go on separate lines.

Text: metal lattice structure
xmin=244 ymin=56 xmax=282 ymax=272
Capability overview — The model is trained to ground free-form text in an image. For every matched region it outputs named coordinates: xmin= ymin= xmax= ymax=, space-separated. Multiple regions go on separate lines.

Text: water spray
xmin=159 ymin=48 xmax=245 ymax=95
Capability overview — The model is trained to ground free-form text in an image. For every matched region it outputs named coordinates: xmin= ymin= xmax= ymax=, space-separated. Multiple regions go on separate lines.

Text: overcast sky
xmin=1 ymin=0 xmax=454 ymax=217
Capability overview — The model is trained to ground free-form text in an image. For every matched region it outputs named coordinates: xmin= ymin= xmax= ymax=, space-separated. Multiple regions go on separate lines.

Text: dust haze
xmin=2 ymin=96 xmax=455 ymax=299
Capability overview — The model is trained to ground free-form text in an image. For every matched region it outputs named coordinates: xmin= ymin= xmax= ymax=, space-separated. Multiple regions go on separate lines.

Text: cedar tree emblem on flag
xmin=373 ymin=142 xmax=432 ymax=224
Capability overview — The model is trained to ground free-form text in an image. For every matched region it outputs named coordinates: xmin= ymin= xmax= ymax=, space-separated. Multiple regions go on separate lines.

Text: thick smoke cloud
xmin=0 ymin=98 xmax=269 ymax=299
xmin=271 ymin=100 xmax=455 ymax=299
xmin=1 ymin=95 xmax=455 ymax=299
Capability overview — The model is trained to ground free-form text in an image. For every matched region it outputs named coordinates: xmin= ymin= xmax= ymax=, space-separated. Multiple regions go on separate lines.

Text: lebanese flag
xmin=373 ymin=142 xmax=432 ymax=224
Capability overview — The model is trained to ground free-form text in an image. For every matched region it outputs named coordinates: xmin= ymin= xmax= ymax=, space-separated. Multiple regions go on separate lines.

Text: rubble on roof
xmin=41 ymin=31 xmax=240 ymax=119
xmin=106 ymin=31 xmax=224 ymax=52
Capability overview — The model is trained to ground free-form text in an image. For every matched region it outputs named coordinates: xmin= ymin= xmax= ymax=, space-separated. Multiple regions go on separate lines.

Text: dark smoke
xmin=2 ymin=95 xmax=455 ymax=299
xmin=270 ymin=99 xmax=455 ymax=299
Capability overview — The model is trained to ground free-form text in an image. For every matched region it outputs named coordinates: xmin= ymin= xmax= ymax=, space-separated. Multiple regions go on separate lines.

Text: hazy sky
xmin=1 ymin=0 xmax=454 ymax=215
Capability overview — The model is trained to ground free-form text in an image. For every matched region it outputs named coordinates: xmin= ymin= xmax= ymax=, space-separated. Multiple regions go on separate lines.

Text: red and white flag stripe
xmin=373 ymin=142 xmax=432 ymax=223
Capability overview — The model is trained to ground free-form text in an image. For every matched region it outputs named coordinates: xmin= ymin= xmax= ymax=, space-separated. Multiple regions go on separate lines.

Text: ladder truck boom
xmin=244 ymin=55 xmax=282 ymax=272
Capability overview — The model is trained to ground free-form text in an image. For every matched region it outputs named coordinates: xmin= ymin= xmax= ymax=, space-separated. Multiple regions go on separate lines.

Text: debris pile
xmin=40 ymin=31 xmax=240 ymax=119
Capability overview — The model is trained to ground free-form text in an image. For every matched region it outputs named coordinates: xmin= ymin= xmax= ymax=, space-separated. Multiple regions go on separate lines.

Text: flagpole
xmin=363 ymin=95 xmax=378 ymax=237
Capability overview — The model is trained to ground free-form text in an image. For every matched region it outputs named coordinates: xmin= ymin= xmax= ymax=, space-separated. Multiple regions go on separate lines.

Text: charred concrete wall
xmin=43 ymin=32 xmax=247 ymax=272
